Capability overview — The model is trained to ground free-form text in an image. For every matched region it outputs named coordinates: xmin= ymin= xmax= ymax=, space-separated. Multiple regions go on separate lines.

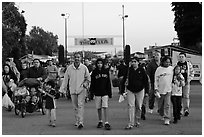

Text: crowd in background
xmin=2 ymin=50 xmax=194 ymax=129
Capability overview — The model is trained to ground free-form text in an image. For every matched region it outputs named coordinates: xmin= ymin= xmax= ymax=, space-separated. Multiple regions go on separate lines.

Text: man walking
xmin=60 ymin=53 xmax=91 ymax=129
xmin=177 ymin=52 xmax=194 ymax=116
xmin=146 ymin=50 xmax=161 ymax=113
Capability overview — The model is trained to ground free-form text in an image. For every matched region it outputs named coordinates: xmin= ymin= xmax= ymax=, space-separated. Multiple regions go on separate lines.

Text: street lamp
xmin=119 ymin=5 xmax=128 ymax=55
xmin=61 ymin=13 xmax=70 ymax=62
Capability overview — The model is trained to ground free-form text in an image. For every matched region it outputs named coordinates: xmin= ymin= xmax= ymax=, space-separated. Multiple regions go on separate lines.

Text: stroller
xmin=13 ymin=78 xmax=46 ymax=118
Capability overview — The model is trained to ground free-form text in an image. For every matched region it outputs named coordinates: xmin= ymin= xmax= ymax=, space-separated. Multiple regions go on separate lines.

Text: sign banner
xmin=75 ymin=38 xmax=113 ymax=45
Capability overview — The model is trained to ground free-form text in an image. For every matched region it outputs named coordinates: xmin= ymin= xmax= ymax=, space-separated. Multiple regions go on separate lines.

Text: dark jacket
xmin=27 ymin=66 xmax=47 ymax=80
xmin=117 ymin=64 xmax=127 ymax=78
xmin=123 ymin=66 xmax=149 ymax=94
xmin=20 ymin=68 xmax=29 ymax=81
xmin=45 ymin=89 xmax=60 ymax=109
xmin=2 ymin=71 xmax=18 ymax=84
xmin=146 ymin=59 xmax=160 ymax=89
xmin=90 ymin=68 xmax=112 ymax=98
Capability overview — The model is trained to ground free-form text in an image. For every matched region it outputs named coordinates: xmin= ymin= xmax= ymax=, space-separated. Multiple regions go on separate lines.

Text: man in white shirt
xmin=60 ymin=53 xmax=91 ymax=129
xmin=177 ymin=52 xmax=194 ymax=116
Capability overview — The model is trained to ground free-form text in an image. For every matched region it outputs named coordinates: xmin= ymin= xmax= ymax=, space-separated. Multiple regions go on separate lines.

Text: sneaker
xmin=125 ymin=124 xmax=133 ymax=130
xmin=104 ymin=123 xmax=111 ymax=130
xmin=97 ymin=122 xmax=103 ymax=128
xmin=134 ymin=122 xmax=140 ymax=127
xmin=74 ymin=122 xmax=79 ymax=127
xmin=164 ymin=119 xmax=170 ymax=125
xmin=149 ymin=109 xmax=153 ymax=114
xmin=78 ymin=123 xmax=84 ymax=129
xmin=52 ymin=123 xmax=56 ymax=127
xmin=184 ymin=111 xmax=189 ymax=116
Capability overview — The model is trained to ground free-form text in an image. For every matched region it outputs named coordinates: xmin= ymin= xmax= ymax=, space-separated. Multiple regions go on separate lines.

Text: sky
xmin=15 ymin=1 xmax=178 ymax=54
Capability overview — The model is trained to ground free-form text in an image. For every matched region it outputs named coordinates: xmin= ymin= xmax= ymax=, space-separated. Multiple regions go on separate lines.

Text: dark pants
xmin=118 ymin=77 xmax=124 ymax=94
xmin=148 ymin=89 xmax=155 ymax=109
xmin=141 ymin=96 xmax=148 ymax=119
xmin=171 ymin=96 xmax=182 ymax=120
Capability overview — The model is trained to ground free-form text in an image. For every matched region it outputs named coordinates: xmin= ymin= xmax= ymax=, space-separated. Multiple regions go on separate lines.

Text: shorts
xmin=95 ymin=95 xmax=109 ymax=109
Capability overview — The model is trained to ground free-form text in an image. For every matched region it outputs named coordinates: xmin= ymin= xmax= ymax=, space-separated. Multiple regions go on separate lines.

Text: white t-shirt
xmin=154 ymin=66 xmax=173 ymax=94
xmin=171 ymin=73 xmax=185 ymax=96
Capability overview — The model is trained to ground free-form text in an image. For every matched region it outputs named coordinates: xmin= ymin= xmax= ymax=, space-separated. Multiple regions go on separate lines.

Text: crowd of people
xmin=2 ymin=50 xmax=194 ymax=130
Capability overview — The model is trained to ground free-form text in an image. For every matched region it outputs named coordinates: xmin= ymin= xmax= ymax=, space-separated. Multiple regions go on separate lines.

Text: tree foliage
xmin=26 ymin=26 xmax=58 ymax=56
xmin=2 ymin=2 xmax=27 ymax=61
xmin=171 ymin=2 xmax=202 ymax=52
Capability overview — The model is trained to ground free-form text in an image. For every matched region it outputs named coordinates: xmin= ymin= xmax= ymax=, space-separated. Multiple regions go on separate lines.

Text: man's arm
xmin=60 ymin=68 xmax=70 ymax=93
xmin=188 ymin=62 xmax=194 ymax=82
xmin=83 ymin=67 xmax=91 ymax=89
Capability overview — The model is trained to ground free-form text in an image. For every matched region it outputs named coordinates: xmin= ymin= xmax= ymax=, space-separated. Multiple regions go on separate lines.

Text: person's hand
xmin=125 ymin=80 xmax=128 ymax=86
xmin=37 ymin=77 xmax=42 ymax=81
xmin=187 ymin=78 xmax=191 ymax=84
xmin=145 ymin=93 xmax=149 ymax=97
xmin=122 ymin=92 xmax=127 ymax=97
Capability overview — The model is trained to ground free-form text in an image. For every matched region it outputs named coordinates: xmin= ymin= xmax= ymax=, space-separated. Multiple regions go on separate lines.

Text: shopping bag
xmin=118 ymin=95 xmax=125 ymax=103
xmin=118 ymin=92 xmax=127 ymax=103
xmin=2 ymin=93 xmax=15 ymax=109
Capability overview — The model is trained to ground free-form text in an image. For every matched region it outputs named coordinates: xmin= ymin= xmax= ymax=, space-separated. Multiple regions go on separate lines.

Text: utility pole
xmin=121 ymin=5 xmax=128 ymax=56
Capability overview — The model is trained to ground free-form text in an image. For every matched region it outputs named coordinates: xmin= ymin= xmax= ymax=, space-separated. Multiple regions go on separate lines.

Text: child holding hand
xmin=44 ymin=80 xmax=60 ymax=127
xmin=171 ymin=65 xmax=185 ymax=124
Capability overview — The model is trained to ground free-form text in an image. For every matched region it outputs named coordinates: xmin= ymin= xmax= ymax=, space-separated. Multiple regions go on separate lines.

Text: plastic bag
xmin=2 ymin=93 xmax=15 ymax=109
xmin=118 ymin=92 xmax=127 ymax=103
xmin=119 ymin=95 xmax=125 ymax=103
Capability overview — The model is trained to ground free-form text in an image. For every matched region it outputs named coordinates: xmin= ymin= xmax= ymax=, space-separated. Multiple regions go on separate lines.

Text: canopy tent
xmin=19 ymin=54 xmax=54 ymax=63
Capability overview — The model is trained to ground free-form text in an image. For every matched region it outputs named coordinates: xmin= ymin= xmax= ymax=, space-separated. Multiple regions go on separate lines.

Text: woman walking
xmin=122 ymin=57 xmax=149 ymax=129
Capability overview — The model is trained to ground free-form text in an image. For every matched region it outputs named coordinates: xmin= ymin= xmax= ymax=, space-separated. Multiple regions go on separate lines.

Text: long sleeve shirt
xmin=60 ymin=63 xmax=91 ymax=95
xmin=154 ymin=66 xmax=173 ymax=94
xmin=90 ymin=68 xmax=112 ymax=97
xmin=126 ymin=66 xmax=149 ymax=94
xmin=172 ymin=73 xmax=185 ymax=96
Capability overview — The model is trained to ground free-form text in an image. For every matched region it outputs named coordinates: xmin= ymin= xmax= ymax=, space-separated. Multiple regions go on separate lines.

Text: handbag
xmin=2 ymin=93 xmax=15 ymax=109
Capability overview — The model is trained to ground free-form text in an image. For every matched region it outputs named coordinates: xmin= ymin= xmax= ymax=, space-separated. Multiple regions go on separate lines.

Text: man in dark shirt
xmin=27 ymin=59 xmax=47 ymax=81
xmin=146 ymin=50 xmax=161 ymax=113
xmin=117 ymin=59 xmax=127 ymax=94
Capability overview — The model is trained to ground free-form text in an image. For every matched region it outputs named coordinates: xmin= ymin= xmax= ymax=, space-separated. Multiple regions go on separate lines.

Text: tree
xmin=26 ymin=26 xmax=58 ymax=56
xmin=171 ymin=2 xmax=202 ymax=52
xmin=2 ymin=2 xmax=27 ymax=61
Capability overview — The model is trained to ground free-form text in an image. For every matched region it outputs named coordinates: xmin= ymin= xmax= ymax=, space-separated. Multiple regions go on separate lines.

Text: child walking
xmin=90 ymin=58 xmax=112 ymax=130
xmin=155 ymin=56 xmax=173 ymax=125
xmin=44 ymin=80 xmax=60 ymax=127
xmin=171 ymin=65 xmax=185 ymax=124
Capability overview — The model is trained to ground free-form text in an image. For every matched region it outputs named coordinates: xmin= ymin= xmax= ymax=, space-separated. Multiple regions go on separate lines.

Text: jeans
xmin=158 ymin=92 xmax=171 ymax=120
xmin=71 ymin=89 xmax=86 ymax=124
xmin=141 ymin=95 xmax=148 ymax=117
xmin=171 ymin=96 xmax=182 ymax=120
xmin=127 ymin=89 xmax=144 ymax=125
xmin=182 ymin=83 xmax=190 ymax=112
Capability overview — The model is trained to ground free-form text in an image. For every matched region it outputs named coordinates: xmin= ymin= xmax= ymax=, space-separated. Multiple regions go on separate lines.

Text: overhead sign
xmin=75 ymin=38 xmax=113 ymax=45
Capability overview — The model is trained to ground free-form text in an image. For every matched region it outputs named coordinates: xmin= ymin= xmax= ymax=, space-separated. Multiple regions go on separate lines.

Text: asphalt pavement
xmin=2 ymin=81 xmax=202 ymax=135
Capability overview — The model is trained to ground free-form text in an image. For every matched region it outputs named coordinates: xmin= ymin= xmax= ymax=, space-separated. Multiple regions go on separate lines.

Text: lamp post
xmin=120 ymin=5 xmax=128 ymax=56
xmin=61 ymin=13 xmax=70 ymax=62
